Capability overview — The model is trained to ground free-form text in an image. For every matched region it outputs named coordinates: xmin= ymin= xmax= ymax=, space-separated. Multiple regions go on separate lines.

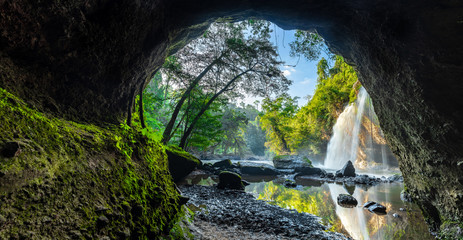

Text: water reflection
xmin=246 ymin=180 xmax=434 ymax=240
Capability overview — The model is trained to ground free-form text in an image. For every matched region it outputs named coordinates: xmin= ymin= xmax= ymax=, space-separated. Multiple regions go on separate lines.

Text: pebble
xmin=181 ymin=185 xmax=350 ymax=240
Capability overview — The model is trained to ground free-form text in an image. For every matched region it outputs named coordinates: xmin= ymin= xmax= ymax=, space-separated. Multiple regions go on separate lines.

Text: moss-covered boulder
xmin=0 ymin=88 xmax=186 ymax=239
xmin=273 ymin=155 xmax=312 ymax=169
xmin=165 ymin=145 xmax=201 ymax=182
xmin=212 ymin=159 xmax=233 ymax=168
xmin=217 ymin=171 xmax=245 ymax=190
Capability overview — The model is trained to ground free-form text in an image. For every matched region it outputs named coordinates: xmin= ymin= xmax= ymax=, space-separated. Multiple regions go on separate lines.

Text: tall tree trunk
xmin=271 ymin=120 xmax=290 ymax=153
xmin=178 ymin=71 xmax=249 ymax=149
xmin=161 ymin=58 xmax=222 ymax=144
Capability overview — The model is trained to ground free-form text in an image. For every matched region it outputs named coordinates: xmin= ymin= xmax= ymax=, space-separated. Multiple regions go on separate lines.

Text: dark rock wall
xmin=1 ymin=0 xmax=462 ymax=234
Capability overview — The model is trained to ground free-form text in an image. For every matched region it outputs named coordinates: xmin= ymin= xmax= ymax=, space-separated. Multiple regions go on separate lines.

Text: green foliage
xmin=260 ymin=94 xmax=299 ymax=154
xmin=245 ymin=117 xmax=267 ymax=156
xmin=160 ymin=20 xmax=291 ymax=148
xmin=289 ymin=30 xmax=325 ymax=61
xmin=288 ymin=56 xmax=360 ymax=154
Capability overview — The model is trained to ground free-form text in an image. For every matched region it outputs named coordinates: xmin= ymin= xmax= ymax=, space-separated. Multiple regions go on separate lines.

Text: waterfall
xmin=324 ymin=88 xmax=368 ymax=169
xmin=324 ymin=87 xmax=397 ymax=170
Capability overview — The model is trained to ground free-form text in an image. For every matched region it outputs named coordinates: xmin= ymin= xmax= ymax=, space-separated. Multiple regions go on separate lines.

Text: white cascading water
xmin=324 ymin=87 xmax=369 ymax=169
xmin=323 ymin=87 xmax=394 ymax=170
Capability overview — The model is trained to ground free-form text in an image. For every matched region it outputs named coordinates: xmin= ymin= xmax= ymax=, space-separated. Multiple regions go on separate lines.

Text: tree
xmin=260 ymin=94 xmax=299 ymax=154
xmin=160 ymin=20 xmax=291 ymax=149
xmin=245 ymin=117 xmax=267 ymax=156
xmin=289 ymin=30 xmax=325 ymax=62
xmin=217 ymin=105 xmax=249 ymax=156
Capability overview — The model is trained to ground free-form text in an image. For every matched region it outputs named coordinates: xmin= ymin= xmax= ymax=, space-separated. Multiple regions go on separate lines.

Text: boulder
xmin=366 ymin=202 xmax=387 ymax=214
xmin=295 ymin=166 xmax=324 ymax=176
xmin=353 ymin=175 xmax=377 ymax=185
xmin=363 ymin=201 xmax=376 ymax=208
xmin=240 ymin=163 xmax=279 ymax=176
xmin=337 ymin=194 xmax=358 ymax=207
xmin=217 ymin=171 xmax=245 ymax=190
xmin=387 ymin=174 xmax=403 ymax=182
xmin=212 ymin=159 xmax=233 ymax=168
xmin=336 ymin=160 xmax=356 ymax=177
xmin=198 ymin=163 xmax=214 ymax=171
xmin=166 ymin=146 xmax=201 ymax=182
xmin=272 ymin=155 xmax=311 ymax=169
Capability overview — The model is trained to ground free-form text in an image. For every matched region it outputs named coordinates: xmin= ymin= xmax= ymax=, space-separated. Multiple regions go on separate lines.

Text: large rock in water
xmin=240 ymin=163 xmax=279 ymax=176
xmin=364 ymin=201 xmax=387 ymax=215
xmin=337 ymin=194 xmax=358 ymax=207
xmin=217 ymin=171 xmax=245 ymax=190
xmin=165 ymin=146 xmax=201 ymax=182
xmin=273 ymin=155 xmax=311 ymax=169
xmin=336 ymin=161 xmax=356 ymax=177
xmin=294 ymin=166 xmax=325 ymax=176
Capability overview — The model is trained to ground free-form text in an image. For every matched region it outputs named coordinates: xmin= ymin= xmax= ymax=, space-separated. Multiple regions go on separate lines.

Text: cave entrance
xmin=143 ymin=19 xmax=431 ymax=240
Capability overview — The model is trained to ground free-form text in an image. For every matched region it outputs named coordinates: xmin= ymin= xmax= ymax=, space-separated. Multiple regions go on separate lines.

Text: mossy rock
xmin=0 ymin=88 xmax=186 ymax=239
xmin=212 ymin=159 xmax=232 ymax=168
xmin=217 ymin=171 xmax=245 ymax=190
xmin=166 ymin=145 xmax=201 ymax=182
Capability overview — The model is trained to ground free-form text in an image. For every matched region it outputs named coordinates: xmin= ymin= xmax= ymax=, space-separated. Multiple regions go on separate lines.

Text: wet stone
xmin=367 ymin=203 xmax=387 ymax=214
xmin=217 ymin=171 xmax=244 ymax=190
xmin=337 ymin=194 xmax=358 ymax=207
xmin=212 ymin=159 xmax=233 ymax=168
xmin=363 ymin=201 xmax=376 ymax=208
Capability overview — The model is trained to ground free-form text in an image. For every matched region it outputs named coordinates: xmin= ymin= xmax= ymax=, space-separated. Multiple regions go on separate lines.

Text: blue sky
xmin=240 ymin=23 xmax=329 ymax=108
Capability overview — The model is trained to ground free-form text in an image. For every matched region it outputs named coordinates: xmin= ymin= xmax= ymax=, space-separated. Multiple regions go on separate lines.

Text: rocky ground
xmin=180 ymin=185 xmax=351 ymax=240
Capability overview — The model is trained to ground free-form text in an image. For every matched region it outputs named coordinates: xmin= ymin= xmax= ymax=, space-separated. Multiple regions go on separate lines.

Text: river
xmin=186 ymin=173 xmax=435 ymax=240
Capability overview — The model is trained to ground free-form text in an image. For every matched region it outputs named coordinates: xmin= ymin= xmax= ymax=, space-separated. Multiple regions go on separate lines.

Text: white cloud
xmin=283 ymin=65 xmax=296 ymax=72
xmin=300 ymin=78 xmax=313 ymax=85
xmin=282 ymin=70 xmax=292 ymax=77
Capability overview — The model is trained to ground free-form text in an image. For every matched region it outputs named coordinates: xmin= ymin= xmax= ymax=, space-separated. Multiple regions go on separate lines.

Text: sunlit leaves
xmin=289 ymin=30 xmax=325 ymax=61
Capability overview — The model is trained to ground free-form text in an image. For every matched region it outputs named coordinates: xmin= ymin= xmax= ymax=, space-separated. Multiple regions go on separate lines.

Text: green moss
xmin=439 ymin=220 xmax=463 ymax=240
xmin=0 ymin=88 xmax=188 ymax=239
xmin=302 ymin=156 xmax=313 ymax=167
xmin=166 ymin=145 xmax=201 ymax=166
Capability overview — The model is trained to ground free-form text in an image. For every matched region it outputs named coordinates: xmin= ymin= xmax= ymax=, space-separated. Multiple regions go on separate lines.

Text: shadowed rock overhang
xmin=1 ymin=0 xmax=462 ymax=234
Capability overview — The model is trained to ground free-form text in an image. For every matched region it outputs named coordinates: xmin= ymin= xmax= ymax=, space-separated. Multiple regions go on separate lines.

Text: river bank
xmin=181 ymin=185 xmax=350 ymax=240
xmin=179 ymin=169 xmax=435 ymax=240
